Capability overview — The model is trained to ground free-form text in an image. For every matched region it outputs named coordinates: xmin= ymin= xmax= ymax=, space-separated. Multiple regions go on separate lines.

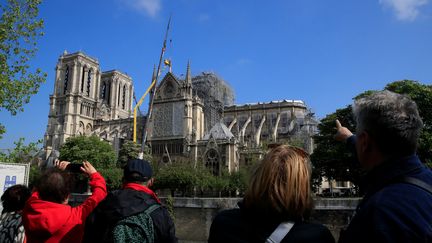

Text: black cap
xmin=124 ymin=159 xmax=153 ymax=182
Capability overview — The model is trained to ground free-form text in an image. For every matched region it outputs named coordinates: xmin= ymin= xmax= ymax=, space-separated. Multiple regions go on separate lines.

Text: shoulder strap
xmin=400 ymin=177 xmax=432 ymax=194
xmin=265 ymin=221 xmax=294 ymax=243
xmin=144 ymin=203 xmax=161 ymax=215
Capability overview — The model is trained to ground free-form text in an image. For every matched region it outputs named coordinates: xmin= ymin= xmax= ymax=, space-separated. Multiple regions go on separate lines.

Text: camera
xmin=66 ymin=163 xmax=83 ymax=173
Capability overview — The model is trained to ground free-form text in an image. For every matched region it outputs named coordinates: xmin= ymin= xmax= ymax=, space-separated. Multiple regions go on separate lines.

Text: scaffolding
xmin=192 ymin=72 xmax=235 ymax=131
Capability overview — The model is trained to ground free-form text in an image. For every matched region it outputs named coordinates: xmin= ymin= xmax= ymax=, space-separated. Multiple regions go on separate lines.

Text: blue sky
xmin=1 ymin=0 xmax=432 ymax=149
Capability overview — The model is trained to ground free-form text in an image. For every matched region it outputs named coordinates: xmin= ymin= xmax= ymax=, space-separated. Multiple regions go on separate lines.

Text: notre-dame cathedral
xmin=44 ymin=51 xmax=318 ymax=175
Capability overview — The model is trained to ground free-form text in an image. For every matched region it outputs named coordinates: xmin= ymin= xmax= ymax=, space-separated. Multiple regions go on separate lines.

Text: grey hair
xmin=353 ymin=90 xmax=423 ymax=156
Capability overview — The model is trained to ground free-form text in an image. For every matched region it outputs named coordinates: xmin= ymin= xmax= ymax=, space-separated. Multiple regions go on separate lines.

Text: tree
xmin=0 ymin=137 xmax=43 ymax=187
xmin=152 ymin=161 xmax=252 ymax=197
xmin=0 ymin=137 xmax=42 ymax=163
xmin=59 ymin=135 xmax=117 ymax=168
xmin=310 ymin=106 xmax=362 ymax=189
xmin=118 ymin=141 xmax=152 ymax=167
xmin=311 ymin=80 xmax=432 ymax=192
xmin=59 ymin=135 xmax=120 ymax=190
xmin=153 ymin=163 xmax=199 ymax=196
xmin=0 ymin=0 xmax=46 ymax=139
xmin=98 ymin=167 xmax=123 ymax=191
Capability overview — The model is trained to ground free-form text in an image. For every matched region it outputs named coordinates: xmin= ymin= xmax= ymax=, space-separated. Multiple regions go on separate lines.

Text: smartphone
xmin=66 ymin=163 xmax=83 ymax=173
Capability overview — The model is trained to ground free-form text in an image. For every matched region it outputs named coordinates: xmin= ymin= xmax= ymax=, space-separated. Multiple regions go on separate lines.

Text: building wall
xmin=223 ymin=100 xmax=317 ymax=153
xmin=44 ymin=51 xmax=133 ymax=155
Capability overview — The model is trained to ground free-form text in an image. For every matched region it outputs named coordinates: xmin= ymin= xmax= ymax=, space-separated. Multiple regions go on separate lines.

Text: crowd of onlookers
xmin=0 ymin=90 xmax=431 ymax=243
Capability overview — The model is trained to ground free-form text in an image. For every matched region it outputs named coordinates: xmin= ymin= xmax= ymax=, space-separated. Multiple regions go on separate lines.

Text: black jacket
xmin=208 ymin=202 xmax=335 ymax=243
xmin=83 ymin=188 xmax=177 ymax=243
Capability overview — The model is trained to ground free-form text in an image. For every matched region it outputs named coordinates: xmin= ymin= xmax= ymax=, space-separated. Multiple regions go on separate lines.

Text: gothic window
xmin=101 ymin=82 xmax=107 ymax=100
xmin=118 ymin=83 xmax=121 ymax=106
xmin=81 ymin=67 xmax=85 ymax=93
xmin=205 ymin=149 xmax=220 ymax=176
xmin=87 ymin=69 xmax=92 ymax=96
xmin=85 ymin=123 xmax=92 ymax=135
xmin=164 ymin=81 xmax=174 ymax=96
xmin=281 ymin=116 xmax=288 ymax=128
xmin=63 ymin=66 xmax=69 ymax=94
xmin=79 ymin=121 xmax=85 ymax=135
xmin=122 ymin=85 xmax=126 ymax=109
xmin=107 ymin=84 xmax=111 ymax=104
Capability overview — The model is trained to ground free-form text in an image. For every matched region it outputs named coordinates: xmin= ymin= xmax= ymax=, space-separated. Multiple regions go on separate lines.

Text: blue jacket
xmin=339 ymin=151 xmax=432 ymax=243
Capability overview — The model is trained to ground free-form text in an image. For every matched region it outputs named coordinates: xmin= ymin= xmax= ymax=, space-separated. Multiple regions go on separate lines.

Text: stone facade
xmin=44 ymin=51 xmax=318 ymax=172
xmin=44 ymin=51 xmax=134 ymax=158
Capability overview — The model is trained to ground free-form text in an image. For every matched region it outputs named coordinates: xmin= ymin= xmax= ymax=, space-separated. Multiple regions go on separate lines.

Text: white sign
xmin=0 ymin=162 xmax=30 ymax=198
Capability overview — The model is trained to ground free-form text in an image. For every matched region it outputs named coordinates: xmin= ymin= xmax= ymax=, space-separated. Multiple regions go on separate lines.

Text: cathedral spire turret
xmin=184 ymin=60 xmax=192 ymax=97
xmin=185 ymin=60 xmax=192 ymax=85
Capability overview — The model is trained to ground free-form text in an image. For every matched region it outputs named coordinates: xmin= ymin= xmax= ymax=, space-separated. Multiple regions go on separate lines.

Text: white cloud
xmin=120 ymin=0 xmax=161 ymax=17
xmin=379 ymin=0 xmax=428 ymax=21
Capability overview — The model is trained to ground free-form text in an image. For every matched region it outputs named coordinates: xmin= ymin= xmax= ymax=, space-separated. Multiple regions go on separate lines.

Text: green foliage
xmin=310 ymin=106 xmax=362 ymax=188
xmin=98 ymin=167 xmax=123 ymax=191
xmin=165 ymin=195 xmax=175 ymax=222
xmin=59 ymin=136 xmax=122 ymax=190
xmin=118 ymin=140 xmax=141 ymax=167
xmin=208 ymin=175 xmax=229 ymax=197
xmin=59 ymin=135 xmax=116 ymax=169
xmin=117 ymin=141 xmax=152 ymax=167
xmin=28 ymin=163 xmax=41 ymax=188
xmin=0 ymin=137 xmax=42 ymax=187
xmin=153 ymin=162 xmax=250 ymax=197
xmin=153 ymin=163 xmax=199 ymax=196
xmin=0 ymin=0 xmax=46 ymax=138
xmin=227 ymin=169 xmax=248 ymax=195
xmin=0 ymin=124 xmax=5 ymax=140
xmin=0 ymin=137 xmax=42 ymax=163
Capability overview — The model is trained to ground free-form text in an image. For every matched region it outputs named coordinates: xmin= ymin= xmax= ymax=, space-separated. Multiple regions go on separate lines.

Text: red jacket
xmin=23 ymin=172 xmax=107 ymax=243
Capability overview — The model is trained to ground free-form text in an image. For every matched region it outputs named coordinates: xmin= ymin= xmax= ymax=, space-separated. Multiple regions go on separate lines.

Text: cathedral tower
xmin=44 ymin=51 xmax=133 ymax=155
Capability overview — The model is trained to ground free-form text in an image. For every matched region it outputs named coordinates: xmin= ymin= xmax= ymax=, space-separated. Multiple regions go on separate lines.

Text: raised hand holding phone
xmin=55 ymin=160 xmax=71 ymax=170
xmin=80 ymin=161 xmax=97 ymax=176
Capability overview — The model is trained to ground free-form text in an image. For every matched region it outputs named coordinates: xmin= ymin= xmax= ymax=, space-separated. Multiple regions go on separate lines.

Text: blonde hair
xmin=244 ymin=145 xmax=312 ymax=220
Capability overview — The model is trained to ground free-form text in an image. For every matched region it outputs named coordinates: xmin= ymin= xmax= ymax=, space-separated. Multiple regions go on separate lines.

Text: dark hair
xmin=37 ymin=168 xmax=72 ymax=204
xmin=1 ymin=184 xmax=31 ymax=213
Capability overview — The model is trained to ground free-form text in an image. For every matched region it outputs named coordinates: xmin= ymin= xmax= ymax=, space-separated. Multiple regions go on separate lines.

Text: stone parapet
xmin=162 ymin=196 xmax=361 ymax=210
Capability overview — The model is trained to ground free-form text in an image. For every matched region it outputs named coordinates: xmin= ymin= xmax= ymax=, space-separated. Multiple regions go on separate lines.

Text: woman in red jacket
xmin=22 ymin=161 xmax=107 ymax=243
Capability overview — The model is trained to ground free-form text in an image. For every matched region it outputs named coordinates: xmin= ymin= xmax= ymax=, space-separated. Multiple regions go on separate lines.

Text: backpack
xmin=112 ymin=203 xmax=161 ymax=243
